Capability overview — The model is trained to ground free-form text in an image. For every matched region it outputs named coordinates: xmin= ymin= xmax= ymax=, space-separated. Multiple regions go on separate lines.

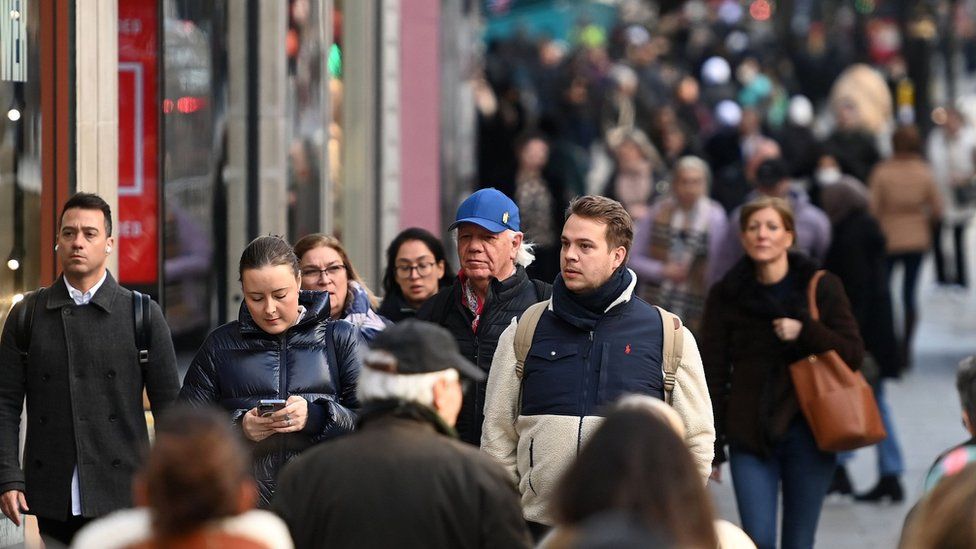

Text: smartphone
xmin=258 ymin=399 xmax=287 ymax=417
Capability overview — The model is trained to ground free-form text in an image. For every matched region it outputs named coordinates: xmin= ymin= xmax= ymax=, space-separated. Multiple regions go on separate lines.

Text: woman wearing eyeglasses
xmin=294 ymin=233 xmax=389 ymax=341
xmin=378 ymin=228 xmax=455 ymax=322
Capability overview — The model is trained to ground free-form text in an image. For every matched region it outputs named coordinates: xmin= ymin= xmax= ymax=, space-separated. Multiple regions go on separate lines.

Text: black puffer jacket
xmin=179 ymin=290 xmax=361 ymax=505
xmin=417 ymin=266 xmax=550 ymax=445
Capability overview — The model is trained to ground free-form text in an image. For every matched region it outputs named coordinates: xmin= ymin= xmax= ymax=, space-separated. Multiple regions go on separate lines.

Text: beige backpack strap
xmin=514 ymin=300 xmax=549 ymax=379
xmin=655 ymin=306 xmax=684 ymax=405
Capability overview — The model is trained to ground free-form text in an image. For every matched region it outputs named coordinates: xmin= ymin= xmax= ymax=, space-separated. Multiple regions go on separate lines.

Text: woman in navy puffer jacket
xmin=180 ymin=236 xmax=362 ymax=506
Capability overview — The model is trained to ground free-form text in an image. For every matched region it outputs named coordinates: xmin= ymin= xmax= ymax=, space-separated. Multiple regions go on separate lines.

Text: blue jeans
xmin=729 ymin=418 xmax=837 ymax=549
xmin=838 ymin=380 xmax=904 ymax=476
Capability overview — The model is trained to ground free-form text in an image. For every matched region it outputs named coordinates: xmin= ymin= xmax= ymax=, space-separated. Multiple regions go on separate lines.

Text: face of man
xmin=673 ymin=166 xmax=707 ymax=210
xmin=560 ymin=214 xmax=627 ymax=293
xmin=456 ymin=223 xmax=521 ymax=285
xmin=58 ymin=207 xmax=113 ymax=285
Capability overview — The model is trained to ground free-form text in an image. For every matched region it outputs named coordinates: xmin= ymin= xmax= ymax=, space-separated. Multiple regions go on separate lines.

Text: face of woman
xmin=241 ymin=264 xmax=301 ymax=335
xmin=394 ymin=239 xmax=445 ymax=307
xmin=741 ymin=207 xmax=794 ymax=265
xmin=299 ymin=245 xmax=349 ymax=319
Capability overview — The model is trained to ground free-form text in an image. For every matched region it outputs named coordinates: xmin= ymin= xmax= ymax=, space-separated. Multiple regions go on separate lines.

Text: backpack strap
xmin=655 ymin=306 xmax=684 ymax=405
xmin=15 ymin=289 xmax=43 ymax=366
xmin=514 ymin=300 xmax=549 ymax=380
xmin=133 ymin=291 xmax=151 ymax=365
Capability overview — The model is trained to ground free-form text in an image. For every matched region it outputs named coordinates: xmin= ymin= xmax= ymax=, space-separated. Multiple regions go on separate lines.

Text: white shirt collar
xmin=64 ymin=271 xmax=109 ymax=306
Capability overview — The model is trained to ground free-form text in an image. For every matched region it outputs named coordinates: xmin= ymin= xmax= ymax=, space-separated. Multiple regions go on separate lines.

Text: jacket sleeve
xmin=307 ymin=320 xmax=361 ymax=442
xmin=0 ymin=299 xmax=27 ymax=494
xmin=481 ymin=319 xmax=521 ymax=483
xmin=796 ymin=272 xmax=865 ymax=369
xmin=673 ymin=327 xmax=716 ymax=481
xmin=145 ymin=299 xmax=181 ymax=417
xmin=628 ymin=204 xmax=665 ymax=283
xmin=178 ymin=337 xmax=243 ymax=413
xmin=700 ymin=285 xmax=731 ymax=464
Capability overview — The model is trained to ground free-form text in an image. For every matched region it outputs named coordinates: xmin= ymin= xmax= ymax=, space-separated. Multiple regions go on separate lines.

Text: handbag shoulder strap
xmin=807 ymin=270 xmax=827 ymax=321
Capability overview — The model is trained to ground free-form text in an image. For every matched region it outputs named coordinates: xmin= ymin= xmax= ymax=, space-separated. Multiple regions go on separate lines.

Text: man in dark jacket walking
xmin=272 ymin=320 xmax=532 ymax=549
xmin=0 ymin=193 xmax=180 ymax=545
xmin=418 ymin=188 xmax=551 ymax=445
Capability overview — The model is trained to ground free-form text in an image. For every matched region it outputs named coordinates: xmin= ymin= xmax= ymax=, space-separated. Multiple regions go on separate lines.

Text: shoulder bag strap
xmin=807 ymin=270 xmax=827 ymax=322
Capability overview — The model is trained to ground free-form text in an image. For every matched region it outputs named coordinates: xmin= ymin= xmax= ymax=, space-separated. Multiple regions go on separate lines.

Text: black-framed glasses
xmin=395 ymin=261 xmax=436 ymax=278
xmin=301 ymin=264 xmax=346 ymax=280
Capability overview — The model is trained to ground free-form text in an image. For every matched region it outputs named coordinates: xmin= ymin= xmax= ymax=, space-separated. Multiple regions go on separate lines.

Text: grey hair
xmin=356 ymin=366 xmax=459 ymax=407
xmin=957 ymin=356 xmax=976 ymax=426
xmin=673 ymin=155 xmax=712 ymax=190
xmin=451 ymin=228 xmax=536 ymax=268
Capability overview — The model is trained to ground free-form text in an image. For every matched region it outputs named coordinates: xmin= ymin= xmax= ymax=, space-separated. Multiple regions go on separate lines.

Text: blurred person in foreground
xmin=378 ymin=228 xmax=454 ymax=323
xmin=702 ymin=197 xmax=864 ymax=549
xmin=482 ymin=195 xmax=714 ymax=538
xmin=417 ymin=188 xmax=551 ymax=446
xmin=868 ymin=125 xmax=943 ymax=368
xmin=900 ymin=463 xmax=976 ymax=549
xmin=179 ymin=236 xmax=362 ymax=506
xmin=630 ymin=156 xmax=729 ymax=334
xmin=295 ymin=233 xmax=389 ymax=341
xmin=926 ymin=107 xmax=976 ymax=290
xmin=72 ymin=406 xmax=292 ymax=549
xmin=271 ymin=320 xmax=531 ymax=549
xmin=542 ymin=395 xmax=754 ymax=549
xmin=818 ymin=167 xmax=906 ymax=501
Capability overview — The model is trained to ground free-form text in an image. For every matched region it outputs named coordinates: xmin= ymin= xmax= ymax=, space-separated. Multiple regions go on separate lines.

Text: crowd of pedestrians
xmin=3 ymin=3 xmax=976 ymax=548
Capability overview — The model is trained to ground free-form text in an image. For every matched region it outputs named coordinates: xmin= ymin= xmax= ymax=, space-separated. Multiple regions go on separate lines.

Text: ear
xmin=431 ymin=377 xmax=450 ymax=414
xmin=964 ymin=410 xmax=974 ymax=435
xmin=435 ymin=260 xmax=446 ymax=279
xmin=235 ymin=479 xmax=258 ymax=513
xmin=510 ymin=232 xmax=524 ymax=260
xmin=610 ymin=246 xmax=627 ymax=270
xmin=132 ymin=474 xmax=149 ymax=507
xmin=106 ymin=236 xmax=116 ymax=253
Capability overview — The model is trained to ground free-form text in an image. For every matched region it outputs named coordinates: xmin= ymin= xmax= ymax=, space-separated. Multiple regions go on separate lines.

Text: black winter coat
xmin=179 ymin=290 xmax=361 ymax=505
xmin=824 ymin=210 xmax=902 ymax=377
xmin=377 ymin=292 xmax=418 ymax=323
xmin=417 ymin=266 xmax=550 ymax=444
xmin=701 ymin=253 xmax=864 ymax=462
xmin=272 ymin=401 xmax=532 ymax=549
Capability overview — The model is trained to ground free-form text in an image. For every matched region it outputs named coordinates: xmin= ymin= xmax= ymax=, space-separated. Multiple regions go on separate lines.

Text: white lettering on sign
xmin=119 ymin=220 xmax=144 ymax=238
xmin=118 ymin=18 xmax=143 ymax=35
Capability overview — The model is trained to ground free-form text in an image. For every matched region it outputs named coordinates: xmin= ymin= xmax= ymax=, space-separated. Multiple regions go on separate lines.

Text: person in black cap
xmin=271 ymin=319 xmax=532 ymax=549
xmin=417 ymin=188 xmax=551 ymax=445
xmin=711 ymin=158 xmax=832 ymax=279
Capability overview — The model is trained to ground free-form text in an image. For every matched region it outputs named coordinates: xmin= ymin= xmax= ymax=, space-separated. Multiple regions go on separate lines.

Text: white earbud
xmin=106 ymin=246 xmax=112 ymax=253
xmin=54 ymin=244 xmax=59 ymax=251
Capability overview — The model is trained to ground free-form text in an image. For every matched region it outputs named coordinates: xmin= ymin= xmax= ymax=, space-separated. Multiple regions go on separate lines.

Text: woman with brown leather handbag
xmin=701 ymin=196 xmax=865 ymax=549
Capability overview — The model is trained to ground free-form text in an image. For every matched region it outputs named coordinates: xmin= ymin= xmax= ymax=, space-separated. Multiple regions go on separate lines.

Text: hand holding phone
xmin=258 ymin=399 xmax=287 ymax=417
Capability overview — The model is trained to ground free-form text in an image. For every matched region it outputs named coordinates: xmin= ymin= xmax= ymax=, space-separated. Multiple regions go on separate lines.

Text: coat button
xmin=63 ymin=308 xmax=71 ymax=316
xmin=550 ymin=351 xmax=556 ymax=356
xmin=108 ymin=414 xmax=117 ymax=422
xmin=111 ymin=459 xmax=121 ymax=468
xmin=106 ymin=370 xmax=116 ymax=379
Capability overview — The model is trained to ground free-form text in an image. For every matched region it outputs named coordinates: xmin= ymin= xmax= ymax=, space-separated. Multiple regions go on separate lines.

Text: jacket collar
xmin=238 ymin=290 xmax=331 ymax=335
xmin=46 ymin=271 xmax=122 ymax=312
xmin=488 ymin=264 xmax=530 ymax=302
xmin=722 ymin=251 xmax=820 ymax=298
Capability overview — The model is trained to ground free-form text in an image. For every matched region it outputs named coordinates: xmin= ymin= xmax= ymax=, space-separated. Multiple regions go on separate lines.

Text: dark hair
xmin=566 ymin=195 xmax=634 ymax=255
xmin=957 ymin=356 xmax=976 ymax=428
xmin=144 ymin=405 xmax=251 ymax=538
xmin=901 ymin=463 xmax=976 ymax=548
xmin=238 ymin=235 xmax=300 ymax=281
xmin=61 ymin=192 xmax=113 ymax=236
xmin=738 ymin=196 xmax=796 ymax=235
xmin=381 ymin=228 xmax=454 ymax=297
xmin=892 ymin=124 xmax=922 ymax=156
xmin=552 ymin=406 xmax=717 ymax=548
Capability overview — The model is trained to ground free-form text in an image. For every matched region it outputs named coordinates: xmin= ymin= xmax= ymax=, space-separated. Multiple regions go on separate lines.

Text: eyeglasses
xmin=395 ymin=261 xmax=436 ymax=278
xmin=301 ymin=264 xmax=346 ymax=280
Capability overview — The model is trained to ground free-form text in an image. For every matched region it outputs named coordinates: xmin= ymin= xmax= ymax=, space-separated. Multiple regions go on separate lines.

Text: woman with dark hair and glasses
xmin=378 ymin=228 xmax=455 ymax=322
xmin=294 ymin=233 xmax=389 ymax=341
xmin=180 ymin=236 xmax=362 ymax=506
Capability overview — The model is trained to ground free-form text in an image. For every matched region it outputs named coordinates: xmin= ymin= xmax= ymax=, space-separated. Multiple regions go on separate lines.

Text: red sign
xmin=117 ymin=0 xmax=158 ymax=285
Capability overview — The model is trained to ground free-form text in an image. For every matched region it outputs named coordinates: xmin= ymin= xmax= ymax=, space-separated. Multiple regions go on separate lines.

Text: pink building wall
xmin=398 ymin=0 xmax=441 ymax=232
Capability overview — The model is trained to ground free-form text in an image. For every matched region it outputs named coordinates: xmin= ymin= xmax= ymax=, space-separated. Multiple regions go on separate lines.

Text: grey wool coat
xmin=0 ymin=273 xmax=180 ymax=520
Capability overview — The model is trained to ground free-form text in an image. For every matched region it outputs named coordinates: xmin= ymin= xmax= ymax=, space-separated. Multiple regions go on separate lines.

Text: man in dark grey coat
xmin=272 ymin=320 xmax=531 ymax=549
xmin=0 ymin=193 xmax=180 ymax=545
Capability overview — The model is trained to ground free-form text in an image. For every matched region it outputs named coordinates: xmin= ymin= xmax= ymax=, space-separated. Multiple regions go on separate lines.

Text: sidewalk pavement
xmin=709 ymin=228 xmax=976 ymax=548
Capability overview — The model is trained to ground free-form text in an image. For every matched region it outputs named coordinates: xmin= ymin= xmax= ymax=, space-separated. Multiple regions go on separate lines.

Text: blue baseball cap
xmin=449 ymin=188 xmax=521 ymax=233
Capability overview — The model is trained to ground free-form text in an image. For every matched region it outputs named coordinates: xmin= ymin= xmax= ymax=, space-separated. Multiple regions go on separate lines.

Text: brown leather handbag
xmin=789 ymin=271 xmax=887 ymax=452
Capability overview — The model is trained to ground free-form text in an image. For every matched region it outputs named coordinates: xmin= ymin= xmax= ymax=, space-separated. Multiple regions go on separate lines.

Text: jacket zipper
xmin=278 ymin=333 xmax=288 ymax=468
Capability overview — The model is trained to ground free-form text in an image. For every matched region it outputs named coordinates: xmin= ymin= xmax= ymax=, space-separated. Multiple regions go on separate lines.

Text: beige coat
xmin=868 ymin=156 xmax=943 ymax=253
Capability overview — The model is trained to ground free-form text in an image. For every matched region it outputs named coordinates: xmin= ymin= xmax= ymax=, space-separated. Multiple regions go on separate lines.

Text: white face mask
xmin=816 ymin=167 xmax=841 ymax=185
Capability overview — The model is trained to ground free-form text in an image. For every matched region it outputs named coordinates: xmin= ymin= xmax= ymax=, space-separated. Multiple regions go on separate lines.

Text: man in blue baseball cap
xmin=418 ymin=188 xmax=551 ymax=445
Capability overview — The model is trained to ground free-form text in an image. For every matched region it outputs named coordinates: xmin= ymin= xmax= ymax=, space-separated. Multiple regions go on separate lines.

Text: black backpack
xmin=14 ymin=287 xmax=152 ymax=366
